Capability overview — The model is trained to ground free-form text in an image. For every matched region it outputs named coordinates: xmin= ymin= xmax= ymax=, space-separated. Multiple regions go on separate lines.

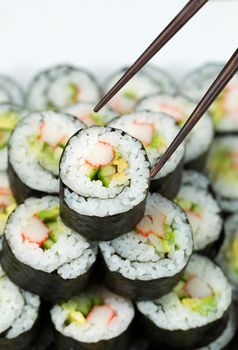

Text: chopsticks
xmin=94 ymin=0 xmax=208 ymax=112
xmin=151 ymin=48 xmax=238 ymax=178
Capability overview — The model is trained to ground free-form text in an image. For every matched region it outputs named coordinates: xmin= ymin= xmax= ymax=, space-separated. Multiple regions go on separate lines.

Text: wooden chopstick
xmin=151 ymin=48 xmax=238 ymax=178
xmin=94 ymin=0 xmax=208 ymax=112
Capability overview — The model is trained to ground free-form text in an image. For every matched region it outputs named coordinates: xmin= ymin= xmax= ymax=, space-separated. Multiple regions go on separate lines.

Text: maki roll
xmin=0 ymin=172 xmax=16 ymax=249
xmin=137 ymin=254 xmax=232 ymax=349
xmin=1 ymin=196 xmax=97 ymax=302
xmin=62 ymin=101 xmax=116 ymax=127
xmin=0 ymin=103 xmax=26 ymax=171
xmin=0 ymin=264 xmax=40 ymax=350
xmin=180 ymin=63 xmax=238 ymax=134
xmin=99 ymin=193 xmax=193 ymax=300
xmin=205 ymin=136 xmax=238 ymax=213
xmin=26 ymin=64 xmax=101 ymax=111
xmin=216 ymin=214 xmax=238 ymax=300
xmin=0 ymin=75 xmax=24 ymax=105
xmin=174 ymin=170 xmax=223 ymax=258
xmin=59 ymin=126 xmax=151 ymax=241
xmin=8 ymin=111 xmax=84 ymax=203
xmin=51 ymin=286 xmax=134 ymax=350
xmin=143 ymin=65 xmax=177 ymax=95
xmin=109 ymin=111 xmax=185 ymax=198
xmin=136 ymin=94 xmax=214 ymax=169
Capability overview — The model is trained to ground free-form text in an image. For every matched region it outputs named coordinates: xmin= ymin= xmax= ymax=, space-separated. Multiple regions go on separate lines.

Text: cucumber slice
xmin=38 ymin=206 xmax=59 ymax=223
xmin=42 ymin=239 xmax=54 ymax=250
xmin=0 ymin=130 xmax=10 ymax=150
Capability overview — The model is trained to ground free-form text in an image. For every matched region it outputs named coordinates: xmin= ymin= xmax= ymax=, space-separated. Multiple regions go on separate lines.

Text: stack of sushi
xmin=0 ymin=62 xmax=237 ymax=350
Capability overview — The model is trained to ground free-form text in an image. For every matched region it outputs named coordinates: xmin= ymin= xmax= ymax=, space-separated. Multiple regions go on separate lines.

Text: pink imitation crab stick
xmin=126 ymin=121 xmax=154 ymax=146
xmin=184 ymin=275 xmax=213 ymax=299
xmin=136 ymin=212 xmax=166 ymax=239
xmin=85 ymin=141 xmax=115 ymax=168
xmin=87 ymin=304 xmax=117 ymax=325
xmin=22 ymin=216 xmax=49 ymax=246
xmin=39 ymin=122 xmax=66 ymax=148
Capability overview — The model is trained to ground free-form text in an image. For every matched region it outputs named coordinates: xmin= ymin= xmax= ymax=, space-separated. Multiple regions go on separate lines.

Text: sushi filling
xmin=0 ymin=173 xmax=16 ymax=237
xmin=100 ymin=193 xmax=193 ymax=280
xmin=51 ymin=287 xmax=134 ymax=343
xmin=0 ymin=110 xmax=21 ymax=150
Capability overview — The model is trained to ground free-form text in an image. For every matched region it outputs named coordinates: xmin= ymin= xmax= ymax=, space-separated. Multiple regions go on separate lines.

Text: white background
xmin=0 ymin=0 xmax=237 ymax=87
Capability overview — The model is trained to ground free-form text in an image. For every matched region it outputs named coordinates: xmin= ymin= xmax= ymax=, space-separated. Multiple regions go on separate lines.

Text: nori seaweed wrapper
xmin=60 ymin=181 xmax=147 ymax=241
xmin=99 ymin=252 xmax=189 ymax=300
xmin=1 ymin=237 xmax=94 ymax=302
xmin=8 ymin=162 xmax=57 ymax=204
xmin=32 ymin=302 xmax=54 ymax=350
xmin=197 ymin=227 xmax=225 ymax=260
xmin=138 ymin=308 xmax=230 ymax=350
xmin=150 ymin=157 xmax=184 ymax=200
xmin=184 ymin=149 xmax=209 ymax=172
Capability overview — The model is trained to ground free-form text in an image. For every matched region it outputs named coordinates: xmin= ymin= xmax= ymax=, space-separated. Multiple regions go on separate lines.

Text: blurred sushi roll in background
xmin=180 ymin=63 xmax=238 ymax=134
xmin=0 ymin=75 xmax=24 ymax=105
xmin=0 ymin=103 xmax=27 ymax=171
xmin=51 ymin=286 xmax=134 ymax=350
xmin=109 ymin=111 xmax=185 ymax=199
xmin=137 ymin=254 xmax=232 ymax=349
xmin=175 ymin=170 xmax=223 ymax=258
xmin=8 ymin=111 xmax=85 ymax=203
xmin=99 ymin=193 xmax=193 ymax=300
xmin=1 ymin=196 xmax=97 ymax=302
xmin=59 ymin=126 xmax=151 ymax=241
xmin=62 ymin=101 xmax=117 ymax=127
xmin=205 ymin=136 xmax=238 ymax=213
xmin=136 ymin=94 xmax=214 ymax=170
xmin=0 ymin=264 xmax=40 ymax=350
xmin=104 ymin=66 xmax=176 ymax=115
xmin=26 ymin=65 xmax=102 ymax=111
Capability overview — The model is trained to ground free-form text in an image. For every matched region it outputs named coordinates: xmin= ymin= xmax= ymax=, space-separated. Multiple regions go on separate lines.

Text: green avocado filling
xmin=224 ymin=237 xmax=238 ymax=273
xmin=0 ymin=112 xmax=21 ymax=149
xmin=209 ymin=146 xmax=238 ymax=183
xmin=209 ymin=92 xmax=225 ymax=127
xmin=0 ymin=194 xmax=16 ymax=234
xmin=148 ymin=222 xmax=177 ymax=256
xmin=87 ymin=112 xmax=108 ymax=126
xmin=122 ymin=90 xmax=139 ymax=101
xmin=37 ymin=206 xmax=62 ymax=250
xmin=62 ymin=296 xmax=103 ymax=326
xmin=68 ymin=83 xmax=80 ymax=104
xmin=147 ymin=134 xmax=167 ymax=151
xmin=175 ymin=197 xmax=202 ymax=216
xmin=173 ymin=276 xmax=217 ymax=316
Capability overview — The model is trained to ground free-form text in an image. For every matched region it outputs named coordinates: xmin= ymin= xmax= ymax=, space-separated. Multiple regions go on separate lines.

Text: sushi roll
xmin=51 ymin=286 xmax=134 ymax=350
xmin=8 ymin=111 xmax=84 ymax=203
xmin=174 ymin=171 xmax=223 ymax=258
xmin=180 ymin=63 xmax=238 ymax=134
xmin=62 ymin=101 xmax=117 ymax=127
xmin=108 ymin=111 xmax=185 ymax=199
xmin=143 ymin=65 xmax=177 ymax=95
xmin=99 ymin=193 xmax=193 ymax=300
xmin=0 ymin=264 xmax=40 ymax=350
xmin=59 ymin=126 xmax=151 ymax=241
xmin=0 ymin=75 xmax=24 ymax=105
xmin=205 ymin=136 xmax=238 ymax=213
xmin=1 ymin=196 xmax=97 ymax=302
xmin=0 ymin=103 xmax=26 ymax=171
xmin=26 ymin=64 xmax=101 ymax=111
xmin=137 ymin=254 xmax=232 ymax=349
xmin=104 ymin=67 xmax=163 ymax=115
xmin=136 ymin=94 xmax=214 ymax=169
xmin=0 ymin=172 xmax=16 ymax=249
xmin=216 ymin=214 xmax=238 ymax=300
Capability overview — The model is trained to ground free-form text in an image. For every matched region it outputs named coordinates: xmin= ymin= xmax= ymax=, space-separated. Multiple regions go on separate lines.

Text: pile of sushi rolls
xmin=0 ymin=264 xmax=40 ymax=350
xmin=8 ymin=110 xmax=85 ymax=203
xmin=104 ymin=67 xmax=164 ymax=115
xmin=136 ymin=94 xmax=214 ymax=170
xmin=59 ymin=126 xmax=151 ymax=241
xmin=174 ymin=170 xmax=223 ymax=258
xmin=0 ymin=171 xmax=16 ymax=249
xmin=180 ymin=63 xmax=238 ymax=134
xmin=137 ymin=254 xmax=232 ymax=349
xmin=216 ymin=214 xmax=238 ymax=300
xmin=62 ymin=101 xmax=117 ymax=127
xmin=0 ymin=103 xmax=26 ymax=171
xmin=108 ymin=111 xmax=185 ymax=199
xmin=205 ymin=136 xmax=238 ymax=213
xmin=99 ymin=193 xmax=193 ymax=300
xmin=26 ymin=64 xmax=102 ymax=111
xmin=1 ymin=196 xmax=97 ymax=302
xmin=51 ymin=286 xmax=134 ymax=350
xmin=0 ymin=75 xmax=24 ymax=105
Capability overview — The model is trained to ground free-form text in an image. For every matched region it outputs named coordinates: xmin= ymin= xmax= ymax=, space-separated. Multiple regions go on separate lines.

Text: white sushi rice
xmin=99 ymin=193 xmax=193 ymax=281
xmin=137 ymin=254 xmax=232 ymax=330
xmin=5 ymin=196 xmax=97 ymax=278
xmin=0 ymin=75 xmax=23 ymax=105
xmin=9 ymin=111 xmax=84 ymax=193
xmin=60 ymin=126 xmax=150 ymax=217
xmin=136 ymin=95 xmax=214 ymax=163
xmin=51 ymin=287 xmax=134 ymax=343
xmin=0 ymin=265 xmax=40 ymax=339
xmin=217 ymin=197 xmax=238 ymax=213
xmin=176 ymin=172 xmax=222 ymax=251
xmin=109 ymin=111 xmax=185 ymax=180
